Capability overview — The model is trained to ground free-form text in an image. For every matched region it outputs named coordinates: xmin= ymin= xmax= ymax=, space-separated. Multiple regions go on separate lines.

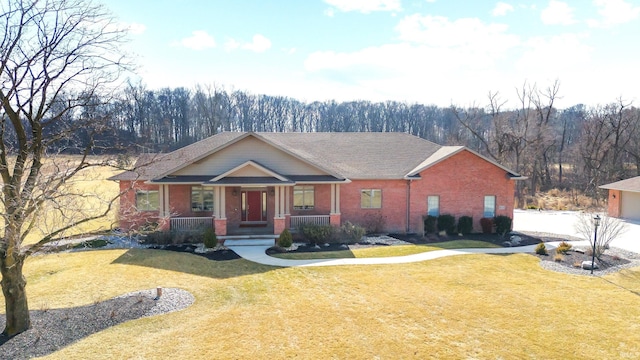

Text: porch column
xmin=214 ymin=186 xmax=227 ymax=236
xmin=284 ymin=186 xmax=291 ymax=228
xmin=330 ymin=184 xmax=341 ymax=227
xmin=158 ymin=184 xmax=170 ymax=231
xmin=274 ymin=185 xmax=286 ymax=235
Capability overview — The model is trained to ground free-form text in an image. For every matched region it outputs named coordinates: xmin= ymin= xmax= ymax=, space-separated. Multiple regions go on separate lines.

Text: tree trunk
xmin=1 ymin=254 xmax=30 ymax=337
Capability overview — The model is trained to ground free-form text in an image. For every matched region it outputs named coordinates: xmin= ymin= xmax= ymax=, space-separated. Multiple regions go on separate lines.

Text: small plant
xmin=480 ymin=217 xmax=493 ymax=234
xmin=573 ymin=261 xmax=582 ymax=268
xmin=494 ymin=216 xmax=512 ymax=236
xmin=556 ymin=241 xmax=572 ymax=254
xmin=423 ymin=215 xmax=437 ymax=234
xmin=535 ymin=242 xmax=548 ymax=255
xmin=553 ymin=253 xmax=564 ymax=262
xmin=457 ymin=216 xmax=473 ymax=235
xmin=203 ymin=227 xmax=217 ymax=248
xmin=437 ymin=214 xmax=456 ymax=235
xmin=340 ymin=221 xmax=366 ymax=244
xmin=277 ymin=228 xmax=293 ymax=248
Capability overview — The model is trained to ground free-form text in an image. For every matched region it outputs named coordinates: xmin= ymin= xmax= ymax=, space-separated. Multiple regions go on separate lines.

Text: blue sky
xmin=104 ymin=0 xmax=640 ymax=108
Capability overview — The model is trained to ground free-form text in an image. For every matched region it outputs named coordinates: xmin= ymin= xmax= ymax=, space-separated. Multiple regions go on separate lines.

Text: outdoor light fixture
xmin=591 ymin=215 xmax=601 ymax=274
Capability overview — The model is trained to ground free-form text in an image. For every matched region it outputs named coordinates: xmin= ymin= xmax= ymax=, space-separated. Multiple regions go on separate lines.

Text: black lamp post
xmin=591 ymin=215 xmax=601 ymax=274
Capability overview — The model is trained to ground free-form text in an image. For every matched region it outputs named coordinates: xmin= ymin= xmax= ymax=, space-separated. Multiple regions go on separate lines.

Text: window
xmin=427 ymin=196 xmax=439 ymax=216
xmin=136 ymin=190 xmax=159 ymax=211
xmin=191 ymin=186 xmax=214 ymax=212
xmin=484 ymin=195 xmax=496 ymax=218
xmin=361 ymin=189 xmax=382 ymax=208
xmin=293 ymin=186 xmax=315 ymax=210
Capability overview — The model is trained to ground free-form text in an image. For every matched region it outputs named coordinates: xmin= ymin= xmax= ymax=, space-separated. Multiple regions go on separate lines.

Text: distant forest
xmin=41 ymin=81 xmax=640 ymax=201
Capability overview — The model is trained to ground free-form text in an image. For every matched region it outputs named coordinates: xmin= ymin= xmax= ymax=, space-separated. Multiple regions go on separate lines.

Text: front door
xmin=242 ymin=190 xmax=266 ymax=222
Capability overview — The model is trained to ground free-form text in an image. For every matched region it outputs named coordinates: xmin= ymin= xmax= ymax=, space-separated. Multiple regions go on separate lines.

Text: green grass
xmin=4 ymin=248 xmax=640 ymax=359
xmin=272 ymin=240 xmax=500 ymax=260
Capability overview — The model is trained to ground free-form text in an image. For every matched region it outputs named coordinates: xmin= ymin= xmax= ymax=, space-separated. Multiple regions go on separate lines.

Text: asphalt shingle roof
xmin=110 ymin=132 xmax=513 ymax=181
xmin=600 ymin=176 xmax=640 ymax=193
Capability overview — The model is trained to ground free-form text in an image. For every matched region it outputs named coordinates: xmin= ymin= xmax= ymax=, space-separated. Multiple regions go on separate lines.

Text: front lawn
xmin=2 ymin=249 xmax=640 ymax=359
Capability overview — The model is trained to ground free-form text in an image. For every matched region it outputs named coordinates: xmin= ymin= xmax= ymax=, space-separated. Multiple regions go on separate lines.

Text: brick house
xmin=110 ymin=132 xmax=524 ymax=236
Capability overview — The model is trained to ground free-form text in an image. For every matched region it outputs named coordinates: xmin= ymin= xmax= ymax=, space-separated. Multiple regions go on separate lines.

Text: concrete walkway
xmin=227 ymin=243 xmax=551 ymax=267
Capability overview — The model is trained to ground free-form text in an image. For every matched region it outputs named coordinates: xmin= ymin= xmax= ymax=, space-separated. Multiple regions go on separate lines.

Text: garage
xmin=621 ymin=191 xmax=640 ymax=221
xmin=601 ymin=176 xmax=640 ymax=221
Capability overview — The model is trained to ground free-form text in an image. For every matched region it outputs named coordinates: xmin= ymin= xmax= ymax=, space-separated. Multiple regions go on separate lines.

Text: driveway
xmin=513 ymin=209 xmax=640 ymax=254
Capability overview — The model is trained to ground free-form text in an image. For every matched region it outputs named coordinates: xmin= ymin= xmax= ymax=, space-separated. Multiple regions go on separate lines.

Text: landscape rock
xmin=510 ymin=235 xmax=522 ymax=245
xmin=581 ymin=260 xmax=599 ymax=270
xmin=502 ymin=241 xmax=512 ymax=247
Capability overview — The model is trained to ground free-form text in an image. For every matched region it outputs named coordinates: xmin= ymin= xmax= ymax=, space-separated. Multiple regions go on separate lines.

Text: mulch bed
xmin=147 ymin=244 xmax=241 ymax=261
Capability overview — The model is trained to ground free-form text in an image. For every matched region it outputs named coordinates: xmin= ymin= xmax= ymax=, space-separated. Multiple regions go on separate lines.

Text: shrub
xmin=300 ymin=223 xmax=335 ymax=245
xmin=340 ymin=221 xmax=366 ymax=244
xmin=203 ymin=227 xmax=217 ymax=248
xmin=535 ymin=243 xmax=548 ymax=255
xmin=556 ymin=241 xmax=572 ymax=254
xmin=277 ymin=228 xmax=293 ymax=248
xmin=457 ymin=216 xmax=473 ymax=235
xmin=363 ymin=212 xmax=386 ymax=234
xmin=142 ymin=230 xmax=173 ymax=245
xmin=494 ymin=215 xmax=512 ymax=235
xmin=423 ymin=215 xmax=437 ymax=234
xmin=480 ymin=218 xmax=493 ymax=234
xmin=437 ymin=214 xmax=456 ymax=235
xmin=553 ymin=253 xmax=564 ymax=262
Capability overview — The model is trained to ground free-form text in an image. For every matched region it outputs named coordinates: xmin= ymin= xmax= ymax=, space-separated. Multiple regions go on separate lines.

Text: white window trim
xmin=136 ymin=190 xmax=159 ymax=211
xmin=361 ymin=189 xmax=382 ymax=209
xmin=427 ymin=195 xmax=440 ymax=217
xmin=293 ymin=185 xmax=315 ymax=210
xmin=191 ymin=186 xmax=214 ymax=212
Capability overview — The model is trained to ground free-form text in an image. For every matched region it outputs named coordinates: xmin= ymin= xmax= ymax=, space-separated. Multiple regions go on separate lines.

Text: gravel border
xmin=539 ymin=247 xmax=640 ymax=276
xmin=0 ymin=288 xmax=194 ymax=359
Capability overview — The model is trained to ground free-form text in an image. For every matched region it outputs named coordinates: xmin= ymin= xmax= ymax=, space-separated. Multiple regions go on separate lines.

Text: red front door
xmin=242 ymin=191 xmax=266 ymax=222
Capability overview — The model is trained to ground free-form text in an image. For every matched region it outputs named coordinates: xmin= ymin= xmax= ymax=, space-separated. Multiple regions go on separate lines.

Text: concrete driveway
xmin=513 ymin=209 xmax=640 ymax=254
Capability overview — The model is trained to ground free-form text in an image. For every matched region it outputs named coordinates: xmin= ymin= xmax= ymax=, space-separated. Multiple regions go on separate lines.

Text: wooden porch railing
xmin=170 ymin=217 xmax=213 ymax=231
xmin=290 ymin=215 xmax=330 ymax=228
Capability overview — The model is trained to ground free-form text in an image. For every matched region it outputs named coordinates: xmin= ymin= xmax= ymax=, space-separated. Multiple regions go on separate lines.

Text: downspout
xmin=406 ymin=179 xmax=411 ymax=233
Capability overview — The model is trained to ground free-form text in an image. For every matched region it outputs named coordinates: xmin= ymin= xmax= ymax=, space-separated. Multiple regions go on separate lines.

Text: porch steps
xmin=222 ymin=236 xmax=276 ymax=247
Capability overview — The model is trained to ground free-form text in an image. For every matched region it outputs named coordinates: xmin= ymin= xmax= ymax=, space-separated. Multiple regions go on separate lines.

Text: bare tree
xmin=0 ymin=0 xmax=132 ymax=337
xmin=574 ymin=213 xmax=627 ymax=259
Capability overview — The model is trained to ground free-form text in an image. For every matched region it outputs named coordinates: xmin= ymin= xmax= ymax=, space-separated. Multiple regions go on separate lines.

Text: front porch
xmin=169 ymin=213 xmax=335 ymax=235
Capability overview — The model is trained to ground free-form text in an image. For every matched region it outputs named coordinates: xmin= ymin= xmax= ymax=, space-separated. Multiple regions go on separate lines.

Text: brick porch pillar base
xmin=274 ymin=217 xmax=286 ymax=235
xmin=330 ymin=213 xmax=341 ymax=227
xmin=214 ymin=218 xmax=227 ymax=236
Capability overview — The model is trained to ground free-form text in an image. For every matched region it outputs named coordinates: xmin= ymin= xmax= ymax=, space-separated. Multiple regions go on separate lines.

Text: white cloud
xmin=179 ymin=30 xmax=216 ymax=50
xmin=540 ymin=1 xmax=576 ymax=25
xmin=395 ymin=15 xmax=520 ymax=54
xmin=225 ymin=34 xmax=272 ymax=53
xmin=323 ymin=0 xmax=401 ymax=14
xmin=243 ymin=34 xmax=272 ymax=52
xmin=587 ymin=0 xmax=640 ymax=27
xmin=492 ymin=2 xmax=514 ymax=17
xmin=515 ymin=33 xmax=592 ymax=82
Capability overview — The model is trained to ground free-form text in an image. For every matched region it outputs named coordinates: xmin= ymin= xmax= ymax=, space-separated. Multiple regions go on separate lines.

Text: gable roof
xmin=110 ymin=132 xmax=521 ymax=182
xmin=600 ymin=176 xmax=640 ymax=193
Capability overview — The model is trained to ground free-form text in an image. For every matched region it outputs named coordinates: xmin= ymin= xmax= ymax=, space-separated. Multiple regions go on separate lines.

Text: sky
xmin=104 ymin=0 xmax=640 ymax=108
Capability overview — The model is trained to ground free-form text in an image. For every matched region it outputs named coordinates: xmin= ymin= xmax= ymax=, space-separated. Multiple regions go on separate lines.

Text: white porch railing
xmin=290 ymin=215 xmax=330 ymax=228
xmin=170 ymin=217 xmax=213 ymax=231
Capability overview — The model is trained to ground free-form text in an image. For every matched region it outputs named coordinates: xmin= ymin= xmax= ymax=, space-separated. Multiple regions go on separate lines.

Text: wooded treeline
xmin=41 ymin=81 xmax=640 ymax=200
